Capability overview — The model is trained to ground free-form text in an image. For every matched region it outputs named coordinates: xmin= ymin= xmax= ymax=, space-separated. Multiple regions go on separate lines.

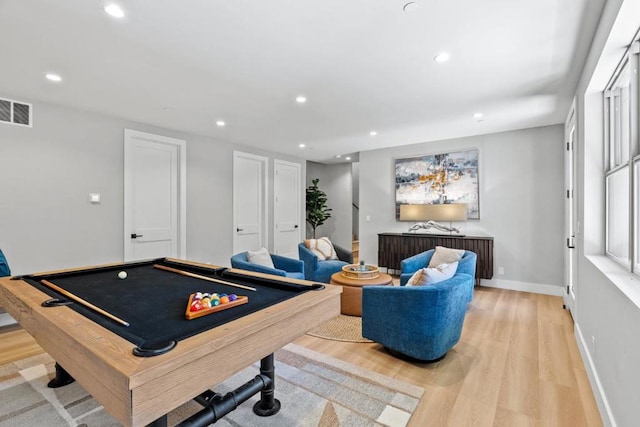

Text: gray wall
xmin=0 ymin=99 xmax=305 ymax=274
xmin=358 ymin=125 xmax=565 ymax=288
xmin=305 ymin=162 xmax=353 ymax=251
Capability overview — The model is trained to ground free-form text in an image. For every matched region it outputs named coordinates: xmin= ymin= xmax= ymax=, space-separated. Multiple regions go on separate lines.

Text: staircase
xmin=352 ymin=239 xmax=359 ymax=264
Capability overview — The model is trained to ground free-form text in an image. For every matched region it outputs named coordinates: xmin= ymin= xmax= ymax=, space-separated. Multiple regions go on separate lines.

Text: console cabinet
xmin=378 ymin=233 xmax=494 ymax=280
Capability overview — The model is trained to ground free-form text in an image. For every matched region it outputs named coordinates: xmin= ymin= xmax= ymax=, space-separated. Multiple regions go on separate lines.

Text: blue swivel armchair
xmin=298 ymin=242 xmax=353 ymax=283
xmin=230 ymin=252 xmax=305 ymax=280
xmin=362 ymin=271 xmax=474 ymax=362
xmin=400 ymin=249 xmax=477 ymax=302
xmin=0 ymin=249 xmax=10 ymax=277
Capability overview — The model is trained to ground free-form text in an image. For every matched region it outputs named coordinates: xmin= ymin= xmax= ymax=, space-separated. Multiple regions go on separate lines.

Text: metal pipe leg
xmin=253 ymin=353 xmax=281 ymax=416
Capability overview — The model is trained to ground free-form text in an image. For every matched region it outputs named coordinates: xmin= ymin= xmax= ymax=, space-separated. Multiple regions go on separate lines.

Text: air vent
xmin=0 ymin=97 xmax=32 ymax=127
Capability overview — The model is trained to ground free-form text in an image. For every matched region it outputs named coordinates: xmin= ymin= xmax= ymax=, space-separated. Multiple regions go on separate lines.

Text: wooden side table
xmin=377 ymin=233 xmax=494 ymax=282
xmin=330 ymin=271 xmax=393 ymax=316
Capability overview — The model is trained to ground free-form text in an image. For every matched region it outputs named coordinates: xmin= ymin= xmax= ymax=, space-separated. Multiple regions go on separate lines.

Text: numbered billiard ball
xmin=118 ymin=271 xmax=128 ymax=279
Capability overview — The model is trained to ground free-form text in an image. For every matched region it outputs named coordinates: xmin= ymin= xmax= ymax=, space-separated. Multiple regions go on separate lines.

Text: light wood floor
xmin=296 ymin=286 xmax=602 ymax=427
xmin=0 ymin=286 xmax=601 ymax=426
xmin=0 ymin=323 xmax=45 ymax=366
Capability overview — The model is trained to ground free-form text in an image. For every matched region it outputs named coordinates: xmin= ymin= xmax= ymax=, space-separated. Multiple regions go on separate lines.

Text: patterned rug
xmin=307 ymin=315 xmax=373 ymax=343
xmin=0 ymin=343 xmax=422 ymax=426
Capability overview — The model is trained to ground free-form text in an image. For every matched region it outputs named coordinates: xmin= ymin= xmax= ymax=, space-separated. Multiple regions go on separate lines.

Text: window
xmin=608 ymin=62 xmax=631 ymax=169
xmin=604 ymin=40 xmax=639 ymax=273
xmin=606 ymin=167 xmax=629 ymax=265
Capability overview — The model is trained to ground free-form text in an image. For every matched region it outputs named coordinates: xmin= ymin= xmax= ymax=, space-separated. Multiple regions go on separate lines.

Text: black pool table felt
xmin=21 ymin=259 xmax=320 ymax=351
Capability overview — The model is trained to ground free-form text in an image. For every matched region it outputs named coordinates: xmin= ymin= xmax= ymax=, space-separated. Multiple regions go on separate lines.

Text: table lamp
xmin=399 ymin=203 xmax=467 ymax=235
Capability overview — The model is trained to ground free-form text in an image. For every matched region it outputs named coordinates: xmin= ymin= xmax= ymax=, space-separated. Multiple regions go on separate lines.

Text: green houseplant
xmin=306 ymin=178 xmax=332 ymax=238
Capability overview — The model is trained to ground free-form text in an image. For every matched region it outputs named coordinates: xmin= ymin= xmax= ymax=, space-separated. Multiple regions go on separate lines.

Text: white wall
xmin=0 ymin=99 xmax=305 ymax=274
xmin=358 ymin=125 xmax=565 ymax=291
xmin=305 ymin=162 xmax=353 ymax=251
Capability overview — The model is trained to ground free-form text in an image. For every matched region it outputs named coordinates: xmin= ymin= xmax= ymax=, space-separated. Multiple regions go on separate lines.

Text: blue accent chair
xmin=400 ymin=249 xmax=477 ymax=302
xmin=0 ymin=249 xmax=10 ymax=277
xmin=298 ymin=242 xmax=353 ymax=283
xmin=362 ymin=271 xmax=474 ymax=361
xmin=230 ymin=252 xmax=305 ymax=280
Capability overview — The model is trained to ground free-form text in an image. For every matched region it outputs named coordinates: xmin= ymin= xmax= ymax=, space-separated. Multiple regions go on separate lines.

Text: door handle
xmin=236 ymin=228 xmax=243 ymax=232
xmin=566 ymin=237 xmax=574 ymax=249
xmin=131 ymin=233 xmax=144 ymax=239
xmin=294 ymin=225 xmax=299 ymax=228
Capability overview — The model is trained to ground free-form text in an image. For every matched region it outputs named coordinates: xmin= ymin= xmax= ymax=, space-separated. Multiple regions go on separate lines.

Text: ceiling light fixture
xmin=403 ymin=2 xmax=418 ymax=12
xmin=216 ymin=120 xmax=226 ymax=127
xmin=335 ymin=155 xmax=341 ymax=158
xmin=103 ymin=3 xmax=125 ymax=18
xmin=370 ymin=131 xmax=378 ymax=136
xmin=299 ymin=144 xmax=306 ymax=149
xmin=473 ymin=113 xmax=483 ymax=119
xmin=295 ymin=95 xmax=307 ymax=104
xmin=345 ymin=157 xmax=351 ymax=161
xmin=45 ymin=73 xmax=62 ymax=82
xmin=434 ymin=53 xmax=450 ymax=63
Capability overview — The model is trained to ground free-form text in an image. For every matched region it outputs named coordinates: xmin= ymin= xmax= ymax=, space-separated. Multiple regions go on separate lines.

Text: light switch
xmin=89 ymin=193 xmax=101 ymax=204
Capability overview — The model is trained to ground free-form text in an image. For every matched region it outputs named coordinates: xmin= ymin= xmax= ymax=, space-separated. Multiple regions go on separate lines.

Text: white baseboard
xmin=0 ymin=312 xmax=17 ymax=328
xmin=384 ymin=272 xmax=565 ymax=295
xmin=480 ymin=278 xmax=564 ymax=296
xmin=574 ymin=323 xmax=616 ymax=426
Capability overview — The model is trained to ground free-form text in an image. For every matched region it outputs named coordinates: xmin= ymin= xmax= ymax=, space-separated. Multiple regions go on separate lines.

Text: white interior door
xmin=273 ymin=159 xmax=301 ymax=258
xmin=124 ymin=129 xmax=186 ymax=261
xmin=233 ymin=152 xmax=268 ymax=254
xmin=564 ymin=103 xmax=578 ymax=318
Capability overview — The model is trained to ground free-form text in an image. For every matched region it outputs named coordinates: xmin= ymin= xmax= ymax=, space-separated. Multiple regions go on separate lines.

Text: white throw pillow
xmin=406 ymin=261 xmax=459 ymax=286
xmin=247 ymin=247 xmax=274 ymax=268
xmin=428 ymin=246 xmax=465 ymax=268
xmin=304 ymin=237 xmax=338 ymax=260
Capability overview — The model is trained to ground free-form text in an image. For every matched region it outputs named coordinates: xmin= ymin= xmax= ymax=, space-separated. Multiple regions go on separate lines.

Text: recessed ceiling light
xmin=345 ymin=157 xmax=351 ymax=161
xmin=295 ymin=96 xmax=307 ymax=104
xmin=216 ymin=120 xmax=226 ymax=127
xmin=473 ymin=113 xmax=483 ymax=119
xmin=434 ymin=53 xmax=450 ymax=63
xmin=403 ymin=2 xmax=418 ymax=12
xmin=299 ymin=144 xmax=306 ymax=148
xmin=104 ymin=3 xmax=125 ymax=18
xmin=369 ymin=131 xmax=378 ymax=136
xmin=45 ymin=73 xmax=62 ymax=82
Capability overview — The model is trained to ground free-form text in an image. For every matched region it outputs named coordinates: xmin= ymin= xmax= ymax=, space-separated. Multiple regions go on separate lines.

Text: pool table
xmin=0 ymin=258 xmax=341 ymax=426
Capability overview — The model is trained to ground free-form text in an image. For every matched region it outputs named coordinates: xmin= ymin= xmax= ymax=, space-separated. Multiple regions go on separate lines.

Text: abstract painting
xmin=395 ymin=149 xmax=479 ymax=219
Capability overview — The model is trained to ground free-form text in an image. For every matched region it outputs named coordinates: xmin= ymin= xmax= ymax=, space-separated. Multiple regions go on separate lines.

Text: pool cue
xmin=153 ymin=264 xmax=257 ymax=292
xmin=40 ymin=279 xmax=130 ymax=327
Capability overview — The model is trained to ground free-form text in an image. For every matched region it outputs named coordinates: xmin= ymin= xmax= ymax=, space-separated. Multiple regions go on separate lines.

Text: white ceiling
xmin=0 ymin=0 xmax=605 ymax=163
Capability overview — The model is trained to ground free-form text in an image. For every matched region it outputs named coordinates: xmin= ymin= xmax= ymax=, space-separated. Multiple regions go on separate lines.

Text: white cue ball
xmin=118 ymin=271 xmax=128 ymax=279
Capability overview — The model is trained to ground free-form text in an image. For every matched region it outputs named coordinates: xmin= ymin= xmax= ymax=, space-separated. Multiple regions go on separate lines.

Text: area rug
xmin=307 ymin=314 xmax=373 ymax=343
xmin=0 ymin=343 xmax=422 ymax=426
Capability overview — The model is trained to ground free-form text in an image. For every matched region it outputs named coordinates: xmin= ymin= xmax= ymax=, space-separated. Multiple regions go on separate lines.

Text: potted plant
xmin=306 ymin=178 xmax=332 ymax=238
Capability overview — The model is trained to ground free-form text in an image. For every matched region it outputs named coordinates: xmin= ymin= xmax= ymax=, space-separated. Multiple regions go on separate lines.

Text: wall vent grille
xmin=0 ymin=97 xmax=32 ymax=127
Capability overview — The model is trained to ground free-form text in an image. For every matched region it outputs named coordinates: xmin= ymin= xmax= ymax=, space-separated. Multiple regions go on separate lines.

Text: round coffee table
xmin=330 ymin=271 xmax=393 ymax=316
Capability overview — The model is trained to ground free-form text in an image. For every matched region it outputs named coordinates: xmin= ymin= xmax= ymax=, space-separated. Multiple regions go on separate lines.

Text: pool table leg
xmin=47 ymin=363 xmax=75 ymax=388
xmin=253 ymin=353 xmax=281 ymax=416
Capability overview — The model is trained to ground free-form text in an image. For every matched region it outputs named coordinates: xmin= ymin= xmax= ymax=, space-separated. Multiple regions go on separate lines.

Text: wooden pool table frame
xmin=0 ymin=258 xmax=341 ymax=426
